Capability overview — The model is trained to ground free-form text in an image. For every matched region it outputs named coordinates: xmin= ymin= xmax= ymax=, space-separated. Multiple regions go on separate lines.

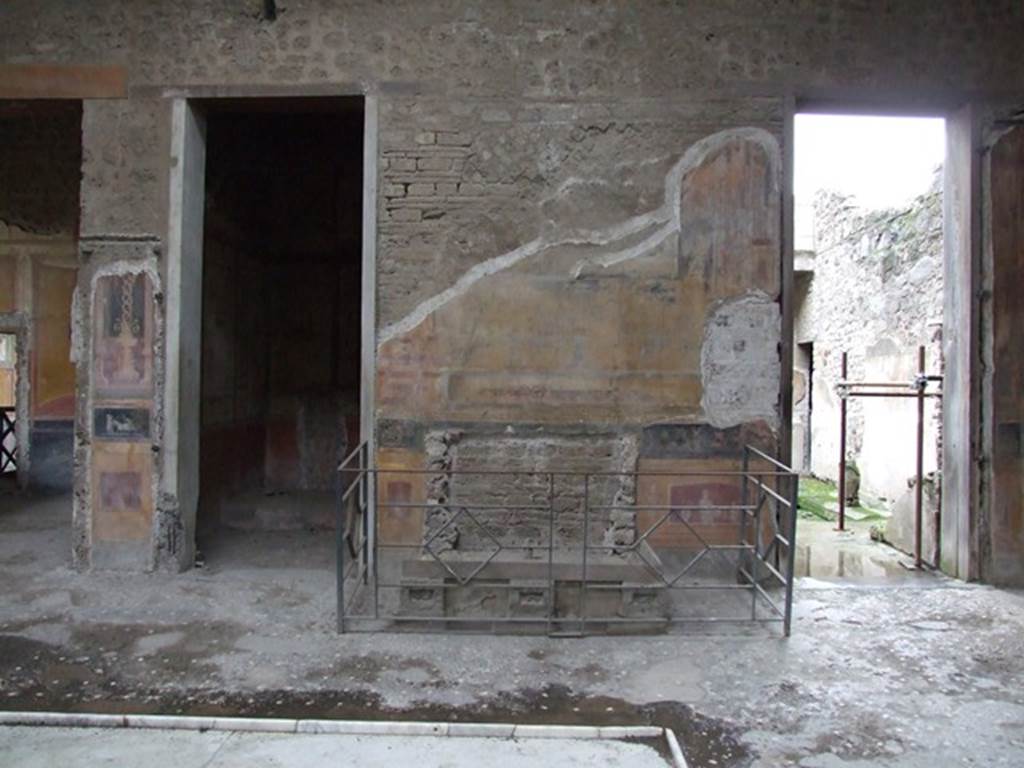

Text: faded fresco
xmin=88 ymin=269 xmax=157 ymax=568
xmin=92 ymin=272 xmax=154 ymax=400
xmin=374 ymin=128 xmax=783 ymax=552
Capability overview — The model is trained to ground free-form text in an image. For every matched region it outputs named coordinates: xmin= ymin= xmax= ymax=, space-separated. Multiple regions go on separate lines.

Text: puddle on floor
xmin=794 ymin=543 xmax=912 ymax=579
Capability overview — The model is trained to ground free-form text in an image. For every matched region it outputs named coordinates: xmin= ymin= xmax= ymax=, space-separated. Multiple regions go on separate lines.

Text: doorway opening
xmin=792 ymin=112 xmax=946 ymax=580
xmin=196 ymin=97 xmax=365 ymax=567
xmin=0 ymin=99 xmax=81 ymax=573
xmin=792 ymin=341 xmax=813 ymax=474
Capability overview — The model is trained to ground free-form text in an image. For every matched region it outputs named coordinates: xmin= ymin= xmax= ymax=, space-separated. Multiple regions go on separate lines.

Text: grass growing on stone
xmin=797 ymin=476 xmax=889 ymax=521
xmin=798 ymin=476 xmax=838 ymax=520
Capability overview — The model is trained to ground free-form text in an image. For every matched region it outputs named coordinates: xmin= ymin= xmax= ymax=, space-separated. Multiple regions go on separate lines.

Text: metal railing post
xmin=914 ymin=345 xmax=926 ymax=570
xmin=751 ymin=485 xmax=763 ymax=621
xmin=838 ymin=351 xmax=848 ymax=532
xmin=580 ymin=473 xmax=590 ymax=637
xmin=740 ymin=448 xmax=750 ymax=566
xmin=547 ymin=472 xmax=555 ymax=636
xmin=372 ymin=466 xmax=380 ymax=619
xmin=336 ymin=459 xmax=346 ymax=633
xmin=784 ymin=471 xmax=799 ymax=637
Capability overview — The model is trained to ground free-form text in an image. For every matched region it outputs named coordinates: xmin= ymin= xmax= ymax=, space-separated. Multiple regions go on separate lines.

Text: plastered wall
xmin=1 ymin=1 xmax=1022 ymax=571
xmin=985 ymin=126 xmax=1024 ymax=585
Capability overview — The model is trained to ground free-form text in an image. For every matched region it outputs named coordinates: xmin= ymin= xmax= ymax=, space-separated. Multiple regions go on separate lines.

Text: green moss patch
xmin=797 ymin=476 xmax=888 ymax=521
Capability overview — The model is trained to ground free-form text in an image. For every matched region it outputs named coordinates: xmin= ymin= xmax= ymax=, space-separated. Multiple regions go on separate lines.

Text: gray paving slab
xmin=0 ymin=726 xmax=670 ymax=767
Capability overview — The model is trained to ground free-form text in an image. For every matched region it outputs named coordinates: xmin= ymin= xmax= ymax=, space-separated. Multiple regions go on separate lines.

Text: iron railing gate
xmin=0 ymin=407 xmax=16 ymax=475
xmin=337 ymin=443 xmax=798 ymax=636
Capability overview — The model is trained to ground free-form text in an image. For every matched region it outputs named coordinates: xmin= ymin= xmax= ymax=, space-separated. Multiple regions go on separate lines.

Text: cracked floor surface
xmin=1 ymin=493 xmax=1022 ymax=766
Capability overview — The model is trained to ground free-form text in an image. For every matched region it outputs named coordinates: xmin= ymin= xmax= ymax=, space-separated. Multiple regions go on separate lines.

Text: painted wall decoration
xmin=32 ymin=263 xmax=77 ymax=420
xmin=88 ymin=267 xmax=158 ymax=567
xmin=375 ymin=128 xmax=781 ymax=429
xmin=90 ymin=442 xmax=153 ymax=545
xmin=93 ymin=407 xmax=150 ymax=441
xmin=92 ymin=272 xmax=154 ymax=399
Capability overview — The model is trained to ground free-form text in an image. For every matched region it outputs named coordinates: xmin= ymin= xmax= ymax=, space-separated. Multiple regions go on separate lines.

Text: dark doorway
xmin=197 ymin=97 xmax=364 ymax=561
xmin=0 ymin=99 xmax=81 ymax=494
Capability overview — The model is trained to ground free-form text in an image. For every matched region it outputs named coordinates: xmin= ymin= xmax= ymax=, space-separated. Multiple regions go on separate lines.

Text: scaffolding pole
xmin=835 ymin=345 xmax=942 ymax=569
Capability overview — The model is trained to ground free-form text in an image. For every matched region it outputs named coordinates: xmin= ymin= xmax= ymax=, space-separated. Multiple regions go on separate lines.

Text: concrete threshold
xmin=0 ymin=711 xmax=689 ymax=767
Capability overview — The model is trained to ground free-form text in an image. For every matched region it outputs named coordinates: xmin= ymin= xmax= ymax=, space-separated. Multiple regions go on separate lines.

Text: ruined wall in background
xmin=0 ymin=102 xmax=80 ymax=492
xmin=794 ymin=181 xmax=944 ymax=543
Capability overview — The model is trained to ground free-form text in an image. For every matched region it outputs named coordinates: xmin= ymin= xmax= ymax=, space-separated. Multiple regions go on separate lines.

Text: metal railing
xmin=336 ymin=443 xmax=799 ymax=636
xmin=0 ymin=406 xmax=16 ymax=475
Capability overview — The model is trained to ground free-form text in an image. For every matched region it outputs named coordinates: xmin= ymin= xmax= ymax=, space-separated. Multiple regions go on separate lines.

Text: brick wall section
xmin=381 ymin=129 xmax=488 ymax=226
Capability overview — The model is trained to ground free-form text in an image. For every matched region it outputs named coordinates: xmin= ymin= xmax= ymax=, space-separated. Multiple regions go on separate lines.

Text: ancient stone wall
xmin=2 ymin=0 xmax=1022 ymax=570
xmin=794 ymin=178 xmax=944 ymax=508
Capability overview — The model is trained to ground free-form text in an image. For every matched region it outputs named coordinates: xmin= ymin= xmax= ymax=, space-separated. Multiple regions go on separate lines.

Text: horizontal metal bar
xmin=744 ymin=445 xmax=799 ymax=473
xmin=337 ymin=614 xmax=785 ymax=627
xmin=837 ymin=380 xmax=916 ymax=388
xmin=353 ymin=467 xmax=797 ymax=478
xmin=375 ymin=543 xmax=553 ymax=552
xmin=587 ymin=503 xmax=756 ymax=512
xmin=568 ymin=617 xmax=783 ymax=626
xmin=743 ymin=475 xmax=794 ymax=508
xmin=372 ymin=577 xmax=761 ymax=591
xmin=341 ymin=614 xmax=566 ymax=625
xmin=378 ymin=501 xmax=551 ymax=512
xmin=844 ymin=391 xmax=942 ymax=399
xmin=586 ymin=542 xmax=754 ymax=553
xmin=584 ymin=582 xmax=757 ymax=591
xmin=373 ymin=581 xmax=554 ymax=590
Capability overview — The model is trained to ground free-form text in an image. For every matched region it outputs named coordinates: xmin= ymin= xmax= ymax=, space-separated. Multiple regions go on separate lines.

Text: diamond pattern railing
xmin=0 ymin=407 xmax=16 ymax=475
xmin=422 ymin=506 xmax=503 ymax=586
xmin=336 ymin=444 xmax=799 ymax=637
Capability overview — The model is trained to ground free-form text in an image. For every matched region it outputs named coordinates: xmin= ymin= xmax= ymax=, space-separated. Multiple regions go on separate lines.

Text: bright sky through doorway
xmin=794 ymin=114 xmax=945 ymax=249
xmin=795 ymin=114 xmax=945 ymax=208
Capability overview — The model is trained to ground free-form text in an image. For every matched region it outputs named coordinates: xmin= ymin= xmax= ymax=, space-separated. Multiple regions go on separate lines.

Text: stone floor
xmin=1 ymin=492 xmax=1023 ymax=767
xmin=0 ymin=725 xmax=669 ymax=767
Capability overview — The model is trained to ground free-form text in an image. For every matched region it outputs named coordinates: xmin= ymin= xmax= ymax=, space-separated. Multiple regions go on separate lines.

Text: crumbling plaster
xmin=379 ymin=127 xmax=780 ymax=345
xmin=701 ymin=292 xmax=780 ymax=430
xmin=72 ymin=251 xmax=164 ymax=571
xmin=376 ymin=123 xmax=783 ymax=434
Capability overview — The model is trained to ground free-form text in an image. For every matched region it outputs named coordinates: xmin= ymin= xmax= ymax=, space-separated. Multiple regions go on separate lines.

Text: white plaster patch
xmin=700 ymin=291 xmax=780 ymax=430
xmin=378 ymin=127 xmax=780 ymax=346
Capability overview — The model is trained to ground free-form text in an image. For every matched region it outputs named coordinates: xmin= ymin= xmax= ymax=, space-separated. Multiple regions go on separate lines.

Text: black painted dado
xmin=28 ymin=420 xmax=73 ymax=492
